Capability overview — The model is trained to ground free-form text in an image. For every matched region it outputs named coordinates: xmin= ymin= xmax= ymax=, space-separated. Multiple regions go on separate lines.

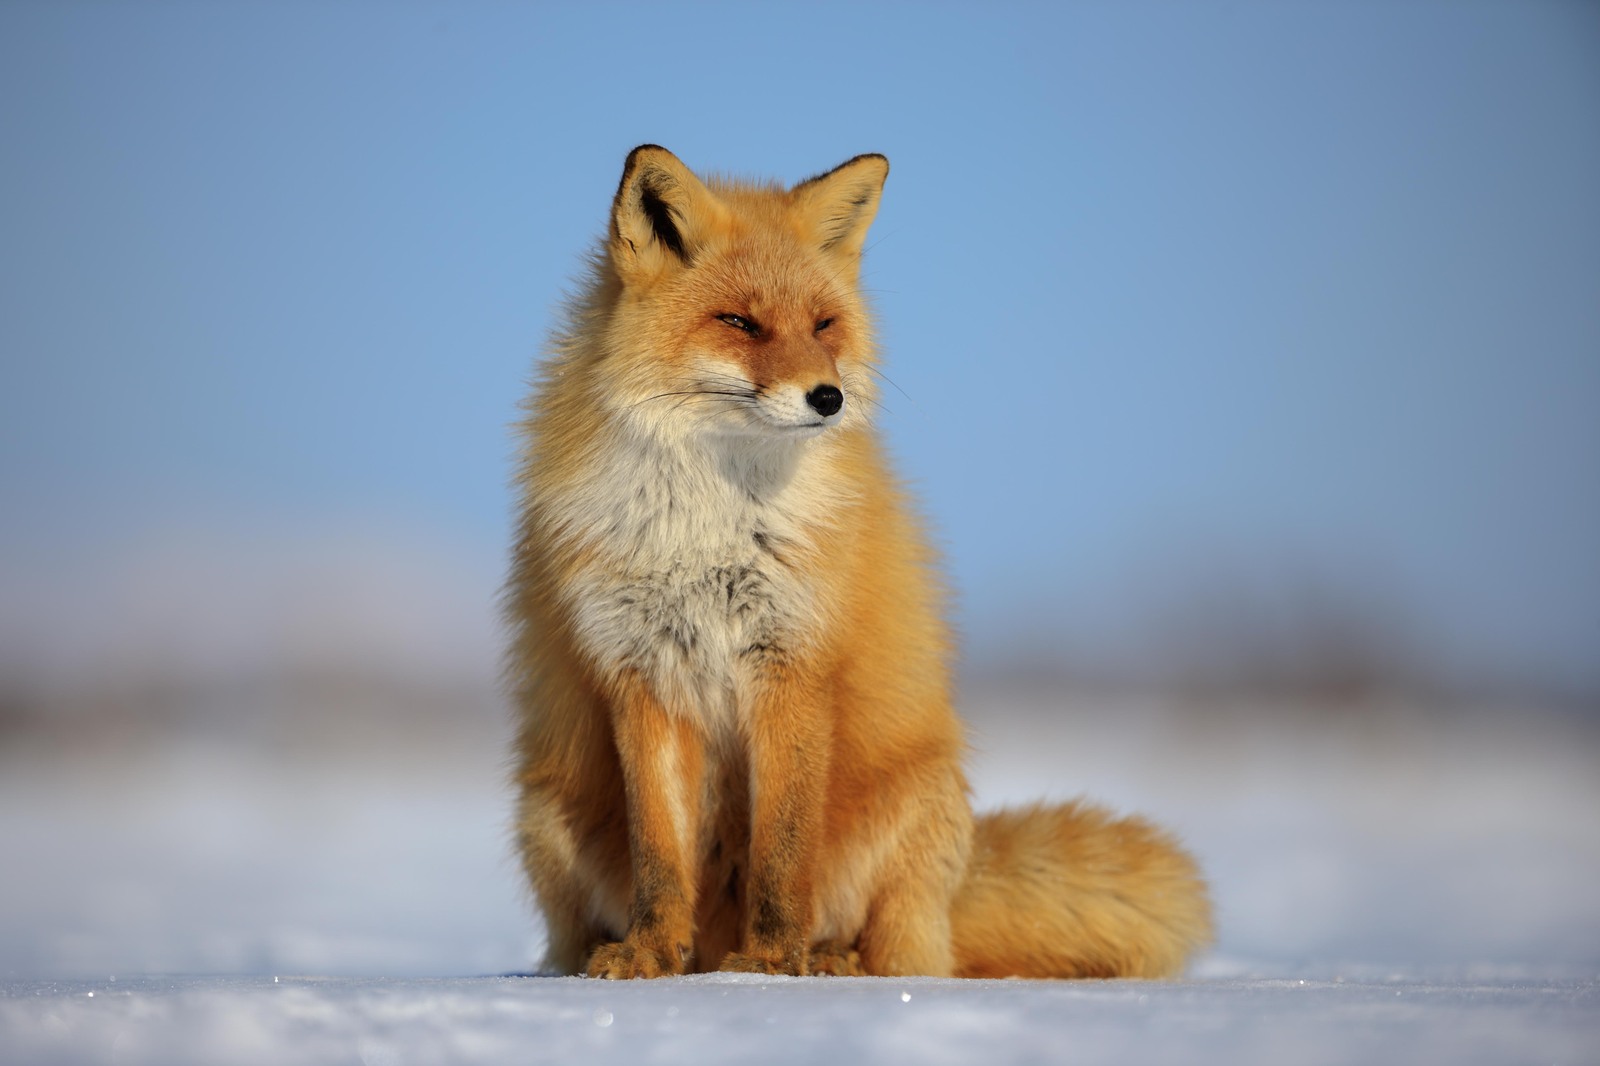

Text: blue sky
xmin=2 ymin=1 xmax=1597 ymax=699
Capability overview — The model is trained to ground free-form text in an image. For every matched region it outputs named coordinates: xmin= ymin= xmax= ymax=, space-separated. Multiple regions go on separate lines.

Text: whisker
xmin=631 ymin=390 xmax=713 ymax=408
xmin=631 ymin=383 xmax=760 ymax=410
xmin=867 ymin=365 xmax=917 ymax=407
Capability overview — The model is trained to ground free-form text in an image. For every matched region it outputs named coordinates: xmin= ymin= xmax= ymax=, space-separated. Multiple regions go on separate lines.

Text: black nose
xmin=805 ymin=385 xmax=843 ymax=417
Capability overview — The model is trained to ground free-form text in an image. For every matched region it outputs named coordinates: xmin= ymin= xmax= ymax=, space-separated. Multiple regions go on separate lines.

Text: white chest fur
xmin=545 ymin=423 xmax=836 ymax=725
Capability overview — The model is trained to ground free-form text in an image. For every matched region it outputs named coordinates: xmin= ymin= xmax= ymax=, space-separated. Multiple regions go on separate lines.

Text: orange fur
xmin=508 ymin=146 xmax=1213 ymax=979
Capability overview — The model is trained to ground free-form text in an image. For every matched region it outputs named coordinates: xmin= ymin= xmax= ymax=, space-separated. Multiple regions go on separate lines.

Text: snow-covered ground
xmin=5 ymin=972 xmax=1596 ymax=1066
xmin=1 ymin=685 xmax=1596 ymax=1062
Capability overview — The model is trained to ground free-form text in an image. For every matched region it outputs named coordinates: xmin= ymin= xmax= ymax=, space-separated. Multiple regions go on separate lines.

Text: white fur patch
xmin=539 ymin=371 xmax=852 ymax=734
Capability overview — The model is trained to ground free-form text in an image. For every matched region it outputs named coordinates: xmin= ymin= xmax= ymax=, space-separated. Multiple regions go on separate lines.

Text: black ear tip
xmin=616 ymin=146 xmax=686 ymax=212
xmin=621 ymin=145 xmax=679 ymax=179
xmin=843 ymin=153 xmax=889 ymax=176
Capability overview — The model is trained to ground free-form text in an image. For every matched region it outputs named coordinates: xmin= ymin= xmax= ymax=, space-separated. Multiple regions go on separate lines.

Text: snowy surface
xmin=2 ymin=686 xmax=1597 ymax=1062
xmin=4 ymin=972 xmax=1596 ymax=1066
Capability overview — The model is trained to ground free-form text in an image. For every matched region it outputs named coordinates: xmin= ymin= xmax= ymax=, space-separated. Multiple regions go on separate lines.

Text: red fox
xmin=508 ymin=146 xmax=1212 ymax=978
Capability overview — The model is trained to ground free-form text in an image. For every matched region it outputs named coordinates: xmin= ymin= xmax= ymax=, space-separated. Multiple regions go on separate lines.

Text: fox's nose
xmin=806 ymin=384 xmax=844 ymax=417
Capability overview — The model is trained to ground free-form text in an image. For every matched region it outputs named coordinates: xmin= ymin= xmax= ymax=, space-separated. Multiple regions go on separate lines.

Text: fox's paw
xmin=718 ymin=948 xmax=807 ymax=977
xmin=585 ymin=938 xmax=690 ymax=980
xmin=807 ymin=941 xmax=865 ymax=977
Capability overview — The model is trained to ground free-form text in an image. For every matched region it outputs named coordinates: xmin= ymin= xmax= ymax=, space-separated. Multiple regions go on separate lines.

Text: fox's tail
xmin=950 ymin=801 xmax=1213 ymax=978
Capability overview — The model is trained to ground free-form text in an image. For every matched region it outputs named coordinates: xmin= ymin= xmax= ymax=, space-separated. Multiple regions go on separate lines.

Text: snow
xmin=3 ymin=973 xmax=1595 ymax=1066
xmin=2 ymin=685 xmax=1597 ymax=1062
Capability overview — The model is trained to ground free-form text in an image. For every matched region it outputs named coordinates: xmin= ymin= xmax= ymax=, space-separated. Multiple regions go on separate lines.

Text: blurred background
xmin=1 ymin=1 xmax=1596 ymax=978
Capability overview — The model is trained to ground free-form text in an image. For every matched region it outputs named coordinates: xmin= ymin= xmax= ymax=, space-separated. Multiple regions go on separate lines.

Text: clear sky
xmin=2 ymin=1 xmax=1597 ymax=700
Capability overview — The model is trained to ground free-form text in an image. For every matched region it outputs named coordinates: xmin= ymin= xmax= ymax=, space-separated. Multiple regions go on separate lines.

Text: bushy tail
xmin=950 ymin=800 xmax=1213 ymax=978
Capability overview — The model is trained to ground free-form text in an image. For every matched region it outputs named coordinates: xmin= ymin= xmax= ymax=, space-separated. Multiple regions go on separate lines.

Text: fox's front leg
xmin=587 ymin=673 xmax=706 ymax=979
xmin=721 ymin=668 xmax=831 ymax=976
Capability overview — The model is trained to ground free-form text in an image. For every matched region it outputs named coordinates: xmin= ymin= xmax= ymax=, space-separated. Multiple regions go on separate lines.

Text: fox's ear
xmin=791 ymin=153 xmax=889 ymax=262
xmin=610 ymin=145 xmax=725 ymax=283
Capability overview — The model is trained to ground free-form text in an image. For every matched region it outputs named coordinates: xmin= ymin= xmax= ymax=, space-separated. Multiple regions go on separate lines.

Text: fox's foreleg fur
xmin=718 ymin=664 xmax=832 ymax=975
xmin=584 ymin=672 xmax=707 ymax=978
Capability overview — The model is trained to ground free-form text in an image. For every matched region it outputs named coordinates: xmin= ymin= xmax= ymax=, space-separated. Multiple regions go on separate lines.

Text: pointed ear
xmin=791 ymin=153 xmax=889 ymax=261
xmin=609 ymin=145 xmax=726 ymax=284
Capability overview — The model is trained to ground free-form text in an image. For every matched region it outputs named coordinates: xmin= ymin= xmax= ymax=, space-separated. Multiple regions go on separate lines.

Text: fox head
xmin=596 ymin=146 xmax=888 ymax=442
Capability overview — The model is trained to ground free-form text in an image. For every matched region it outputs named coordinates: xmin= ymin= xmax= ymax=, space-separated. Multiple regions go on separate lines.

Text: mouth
xmin=701 ymin=399 xmax=834 ymax=438
xmin=756 ymin=399 xmax=840 ymax=436
xmin=732 ymin=418 xmax=829 ymax=439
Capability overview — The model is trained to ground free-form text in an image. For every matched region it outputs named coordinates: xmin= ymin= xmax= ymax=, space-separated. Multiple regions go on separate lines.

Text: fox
xmin=508 ymin=146 xmax=1213 ymax=979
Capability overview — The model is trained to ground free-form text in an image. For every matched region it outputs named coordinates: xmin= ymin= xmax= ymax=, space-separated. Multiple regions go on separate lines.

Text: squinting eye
xmin=815 ymin=317 xmax=835 ymax=332
xmin=717 ymin=313 xmax=756 ymax=334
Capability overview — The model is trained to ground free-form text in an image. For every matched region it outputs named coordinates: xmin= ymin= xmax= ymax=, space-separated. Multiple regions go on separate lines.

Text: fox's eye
xmin=717 ymin=313 xmax=757 ymax=334
xmin=815 ymin=317 xmax=835 ymax=332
